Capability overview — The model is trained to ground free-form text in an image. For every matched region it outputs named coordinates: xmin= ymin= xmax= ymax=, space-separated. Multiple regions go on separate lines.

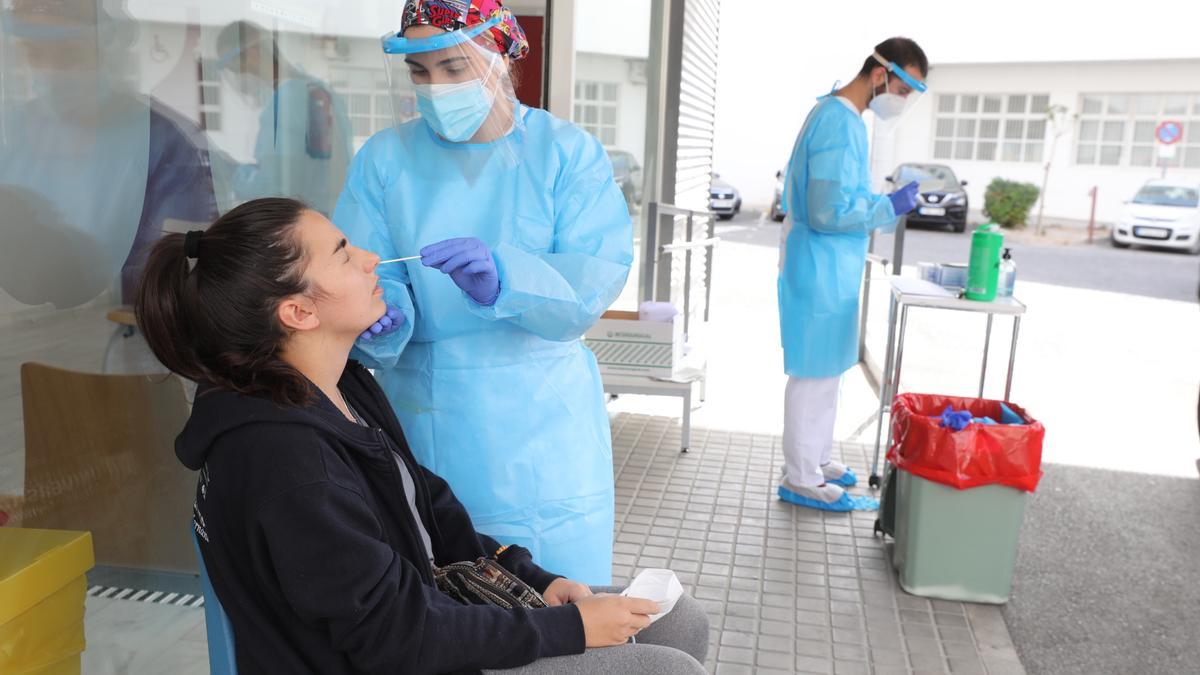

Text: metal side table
xmin=601 ymin=370 xmax=706 ymax=453
xmin=869 ymin=277 xmax=1027 ymax=488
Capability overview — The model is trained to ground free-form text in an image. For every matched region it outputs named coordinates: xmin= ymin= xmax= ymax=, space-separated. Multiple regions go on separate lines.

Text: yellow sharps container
xmin=0 ymin=528 xmax=95 ymax=674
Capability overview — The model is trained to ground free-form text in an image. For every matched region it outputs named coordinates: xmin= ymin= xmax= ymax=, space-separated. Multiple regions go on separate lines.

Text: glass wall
xmin=572 ymin=0 xmax=657 ymax=310
xmin=0 ymin=0 xmax=409 ymax=571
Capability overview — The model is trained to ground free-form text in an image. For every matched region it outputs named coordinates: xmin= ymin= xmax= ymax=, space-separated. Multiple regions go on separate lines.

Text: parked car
xmin=770 ymin=169 xmax=786 ymax=221
xmin=1110 ymin=179 xmax=1200 ymax=254
xmin=607 ymin=149 xmax=643 ymax=210
xmin=886 ymin=163 xmax=969 ymax=233
xmin=709 ymin=173 xmax=742 ymax=220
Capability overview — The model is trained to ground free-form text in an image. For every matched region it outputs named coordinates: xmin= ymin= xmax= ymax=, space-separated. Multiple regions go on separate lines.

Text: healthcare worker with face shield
xmin=777 ymin=38 xmax=928 ymax=512
xmin=334 ymin=0 xmax=632 ymax=584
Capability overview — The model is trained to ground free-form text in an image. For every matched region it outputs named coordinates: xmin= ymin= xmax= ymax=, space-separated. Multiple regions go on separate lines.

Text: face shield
xmin=381 ymin=15 xmax=522 ymax=163
xmin=868 ymin=51 xmax=927 ymax=123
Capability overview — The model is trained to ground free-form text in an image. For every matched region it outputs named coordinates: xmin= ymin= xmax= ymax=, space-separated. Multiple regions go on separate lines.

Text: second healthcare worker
xmin=334 ymin=0 xmax=632 ymax=585
xmin=777 ymin=38 xmax=927 ymax=512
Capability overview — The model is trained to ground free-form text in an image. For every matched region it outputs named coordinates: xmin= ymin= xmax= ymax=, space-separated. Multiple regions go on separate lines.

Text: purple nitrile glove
xmin=420 ymin=237 xmax=500 ymax=306
xmin=358 ymin=305 xmax=405 ymax=342
xmin=888 ymin=180 xmax=920 ymax=216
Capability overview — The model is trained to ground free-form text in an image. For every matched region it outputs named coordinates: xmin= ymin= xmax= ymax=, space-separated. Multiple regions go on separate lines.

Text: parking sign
xmin=1155 ymin=120 xmax=1183 ymax=145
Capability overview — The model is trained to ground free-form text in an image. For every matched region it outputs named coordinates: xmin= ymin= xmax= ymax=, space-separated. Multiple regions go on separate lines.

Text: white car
xmin=1111 ymin=180 xmax=1200 ymax=254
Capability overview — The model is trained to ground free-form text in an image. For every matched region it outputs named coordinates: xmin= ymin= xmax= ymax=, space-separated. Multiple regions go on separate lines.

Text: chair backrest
xmin=19 ymin=362 xmax=197 ymax=572
xmin=192 ymin=528 xmax=237 ymax=675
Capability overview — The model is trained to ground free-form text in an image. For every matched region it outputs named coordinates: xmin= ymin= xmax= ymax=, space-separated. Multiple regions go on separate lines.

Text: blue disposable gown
xmin=333 ymin=104 xmax=632 ymax=584
xmin=778 ymin=96 xmax=899 ymax=379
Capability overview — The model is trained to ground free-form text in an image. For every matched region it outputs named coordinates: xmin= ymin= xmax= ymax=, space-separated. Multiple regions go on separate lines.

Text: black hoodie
xmin=177 ymin=360 xmax=585 ymax=674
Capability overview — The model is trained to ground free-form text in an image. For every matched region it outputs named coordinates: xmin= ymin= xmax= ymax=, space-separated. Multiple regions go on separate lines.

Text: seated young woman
xmin=134 ymin=198 xmax=708 ymax=675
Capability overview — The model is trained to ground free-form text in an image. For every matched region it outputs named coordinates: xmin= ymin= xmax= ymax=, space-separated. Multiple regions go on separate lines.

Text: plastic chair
xmin=16 ymin=362 xmax=196 ymax=572
xmin=192 ymin=528 xmax=237 ymax=674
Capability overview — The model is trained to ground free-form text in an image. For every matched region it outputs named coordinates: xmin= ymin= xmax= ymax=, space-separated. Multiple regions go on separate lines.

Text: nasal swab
xmin=379 ymin=255 xmax=421 ymax=264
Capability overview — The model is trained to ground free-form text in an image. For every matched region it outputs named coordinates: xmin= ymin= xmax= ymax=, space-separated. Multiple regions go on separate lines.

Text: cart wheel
xmin=873 ymin=519 xmax=883 ymax=536
xmin=868 ymin=473 xmax=881 ymax=489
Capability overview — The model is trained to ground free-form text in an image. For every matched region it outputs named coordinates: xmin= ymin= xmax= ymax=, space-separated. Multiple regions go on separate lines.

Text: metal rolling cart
xmin=868 ymin=276 xmax=1027 ymax=488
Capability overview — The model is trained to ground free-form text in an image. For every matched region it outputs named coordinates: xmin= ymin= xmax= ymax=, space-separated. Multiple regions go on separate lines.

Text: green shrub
xmin=983 ymin=179 xmax=1040 ymax=229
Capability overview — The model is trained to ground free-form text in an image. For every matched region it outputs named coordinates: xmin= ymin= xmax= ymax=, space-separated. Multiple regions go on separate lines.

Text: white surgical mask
xmin=868 ymin=74 xmax=907 ymax=121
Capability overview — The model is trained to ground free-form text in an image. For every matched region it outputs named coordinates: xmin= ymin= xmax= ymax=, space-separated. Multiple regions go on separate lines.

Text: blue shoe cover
xmin=777 ymin=485 xmax=879 ymax=512
xmin=826 ymin=467 xmax=858 ymax=488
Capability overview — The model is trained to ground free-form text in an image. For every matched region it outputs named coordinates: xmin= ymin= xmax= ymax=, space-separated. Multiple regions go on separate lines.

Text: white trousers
xmin=782 ymin=375 xmax=840 ymax=488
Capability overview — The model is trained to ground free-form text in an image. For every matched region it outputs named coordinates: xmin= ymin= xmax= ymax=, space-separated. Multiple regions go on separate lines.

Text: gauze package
xmin=620 ymin=568 xmax=683 ymax=623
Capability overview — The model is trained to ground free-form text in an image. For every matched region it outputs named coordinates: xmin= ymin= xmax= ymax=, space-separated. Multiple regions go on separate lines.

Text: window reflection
xmin=1 ymin=0 xmax=218 ymax=309
xmin=206 ymin=20 xmax=353 ymax=217
xmin=0 ymin=0 xmax=402 ymax=550
xmin=572 ymin=0 xmax=654 ymax=310
xmin=0 ymin=0 xmax=402 ymax=316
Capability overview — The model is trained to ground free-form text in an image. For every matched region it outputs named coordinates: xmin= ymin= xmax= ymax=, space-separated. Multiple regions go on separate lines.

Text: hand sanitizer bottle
xmin=997 ymin=248 xmax=1017 ymax=298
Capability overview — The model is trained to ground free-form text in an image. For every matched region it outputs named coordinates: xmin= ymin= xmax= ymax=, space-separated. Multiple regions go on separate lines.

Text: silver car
xmin=709 ymin=173 xmax=742 ymax=220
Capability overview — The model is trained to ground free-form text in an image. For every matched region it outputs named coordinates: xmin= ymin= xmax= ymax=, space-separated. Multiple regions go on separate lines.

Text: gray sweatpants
xmin=485 ymin=589 xmax=709 ymax=675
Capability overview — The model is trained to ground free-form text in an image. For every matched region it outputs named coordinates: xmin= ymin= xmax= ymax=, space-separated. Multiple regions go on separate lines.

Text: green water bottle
xmin=965 ymin=223 xmax=1004 ymax=301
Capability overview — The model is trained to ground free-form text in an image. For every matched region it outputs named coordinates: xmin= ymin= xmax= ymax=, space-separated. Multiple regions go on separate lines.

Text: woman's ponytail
xmin=134 ymin=198 xmax=316 ymax=406
xmin=135 ymin=233 xmax=206 ymax=383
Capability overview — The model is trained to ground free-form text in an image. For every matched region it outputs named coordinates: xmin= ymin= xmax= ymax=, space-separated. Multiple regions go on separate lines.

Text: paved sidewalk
xmin=609 ymin=413 xmax=1026 ymax=675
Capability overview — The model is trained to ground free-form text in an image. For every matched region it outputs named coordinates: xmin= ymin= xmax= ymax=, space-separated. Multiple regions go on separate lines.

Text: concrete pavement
xmin=1004 ymin=463 xmax=1200 ymax=675
xmin=606 ymin=208 xmax=1200 ymax=673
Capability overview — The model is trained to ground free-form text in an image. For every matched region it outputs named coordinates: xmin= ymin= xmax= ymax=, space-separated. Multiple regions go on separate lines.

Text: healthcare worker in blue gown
xmin=777 ymin=38 xmax=928 ymax=512
xmin=333 ymin=0 xmax=632 ymax=585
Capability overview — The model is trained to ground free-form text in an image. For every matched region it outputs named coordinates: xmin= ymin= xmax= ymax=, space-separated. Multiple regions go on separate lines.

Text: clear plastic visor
xmin=872 ymin=51 xmax=926 ymax=120
xmin=380 ymin=16 xmax=520 ymax=146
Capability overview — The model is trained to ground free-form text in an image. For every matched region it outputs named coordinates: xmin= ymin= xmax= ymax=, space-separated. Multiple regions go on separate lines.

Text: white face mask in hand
xmin=621 ymin=568 xmax=683 ymax=623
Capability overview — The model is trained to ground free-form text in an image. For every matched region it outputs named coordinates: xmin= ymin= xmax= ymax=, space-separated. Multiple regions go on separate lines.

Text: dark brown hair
xmin=859 ymin=37 xmax=929 ymax=80
xmin=135 ymin=197 xmax=316 ymax=406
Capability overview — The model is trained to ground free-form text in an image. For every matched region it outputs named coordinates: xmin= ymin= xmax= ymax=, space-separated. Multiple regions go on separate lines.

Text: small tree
xmin=983 ymin=179 xmax=1040 ymax=229
xmin=1035 ymin=104 xmax=1072 ymax=235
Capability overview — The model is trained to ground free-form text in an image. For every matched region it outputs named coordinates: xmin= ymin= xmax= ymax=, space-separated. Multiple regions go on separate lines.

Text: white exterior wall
xmin=575 ymin=52 xmax=649 ymax=167
xmin=885 ymin=59 xmax=1200 ymax=225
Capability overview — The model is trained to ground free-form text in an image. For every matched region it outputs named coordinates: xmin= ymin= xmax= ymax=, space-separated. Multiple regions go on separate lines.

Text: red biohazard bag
xmin=886 ymin=393 xmax=1045 ymax=492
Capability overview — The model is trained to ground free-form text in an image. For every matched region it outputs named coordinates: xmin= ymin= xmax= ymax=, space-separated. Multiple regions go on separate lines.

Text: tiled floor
xmin=608 ymin=414 xmax=1025 ymax=675
xmin=79 ymin=412 xmax=1026 ymax=674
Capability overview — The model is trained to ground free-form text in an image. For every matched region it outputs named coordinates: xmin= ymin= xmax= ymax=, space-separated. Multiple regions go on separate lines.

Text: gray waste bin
xmin=890 ymin=468 xmax=1027 ymax=604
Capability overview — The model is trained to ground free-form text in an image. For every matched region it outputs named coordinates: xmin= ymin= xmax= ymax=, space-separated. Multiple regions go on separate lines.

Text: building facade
xmin=880 ymin=58 xmax=1200 ymax=226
